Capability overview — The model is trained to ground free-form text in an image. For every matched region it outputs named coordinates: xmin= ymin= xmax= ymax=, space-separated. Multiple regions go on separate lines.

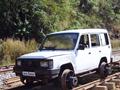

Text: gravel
xmin=0 ymin=71 xmax=16 ymax=88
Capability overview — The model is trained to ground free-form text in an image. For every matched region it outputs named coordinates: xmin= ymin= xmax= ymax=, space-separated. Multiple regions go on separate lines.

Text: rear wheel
xmin=61 ymin=69 xmax=78 ymax=90
xmin=99 ymin=62 xmax=111 ymax=79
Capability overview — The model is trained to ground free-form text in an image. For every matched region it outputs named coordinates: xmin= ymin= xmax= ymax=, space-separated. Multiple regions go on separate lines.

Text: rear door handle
xmin=89 ymin=52 xmax=91 ymax=54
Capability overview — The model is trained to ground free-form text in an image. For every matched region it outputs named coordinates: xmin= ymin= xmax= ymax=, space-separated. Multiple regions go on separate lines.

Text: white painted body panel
xmin=19 ymin=51 xmax=76 ymax=70
xmin=18 ymin=29 xmax=112 ymax=75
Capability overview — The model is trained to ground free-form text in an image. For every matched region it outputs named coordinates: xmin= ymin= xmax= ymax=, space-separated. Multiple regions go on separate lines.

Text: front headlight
xmin=40 ymin=60 xmax=53 ymax=69
xmin=40 ymin=61 xmax=48 ymax=68
xmin=48 ymin=60 xmax=53 ymax=69
xmin=17 ymin=60 xmax=21 ymax=66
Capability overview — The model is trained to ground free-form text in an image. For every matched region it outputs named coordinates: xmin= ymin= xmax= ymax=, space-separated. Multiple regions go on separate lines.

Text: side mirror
xmin=78 ymin=44 xmax=85 ymax=50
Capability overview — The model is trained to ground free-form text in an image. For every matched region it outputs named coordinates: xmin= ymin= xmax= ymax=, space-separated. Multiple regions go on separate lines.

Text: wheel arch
xmin=59 ymin=63 xmax=74 ymax=76
xmin=98 ymin=57 xmax=108 ymax=68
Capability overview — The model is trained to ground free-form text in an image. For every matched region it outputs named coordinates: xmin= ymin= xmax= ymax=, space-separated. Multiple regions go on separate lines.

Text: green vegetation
xmin=0 ymin=39 xmax=38 ymax=66
xmin=0 ymin=0 xmax=120 ymax=65
xmin=111 ymin=40 xmax=120 ymax=49
xmin=0 ymin=38 xmax=119 ymax=66
xmin=0 ymin=0 xmax=120 ymax=40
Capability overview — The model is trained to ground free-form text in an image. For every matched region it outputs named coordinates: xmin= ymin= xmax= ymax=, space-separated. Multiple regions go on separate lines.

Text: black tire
xmin=53 ymin=77 xmax=60 ymax=87
xmin=61 ymin=69 xmax=78 ymax=90
xmin=20 ymin=77 xmax=33 ymax=86
xmin=99 ymin=62 xmax=111 ymax=79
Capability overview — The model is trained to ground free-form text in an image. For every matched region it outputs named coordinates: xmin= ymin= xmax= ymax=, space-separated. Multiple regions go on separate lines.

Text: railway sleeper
xmin=92 ymin=85 xmax=108 ymax=90
xmin=4 ymin=77 xmax=20 ymax=86
xmin=110 ymin=61 xmax=120 ymax=73
xmin=111 ymin=61 xmax=120 ymax=68
xmin=103 ymin=82 xmax=116 ymax=90
xmin=91 ymin=82 xmax=116 ymax=90
xmin=89 ymin=77 xmax=120 ymax=90
xmin=111 ymin=79 xmax=120 ymax=88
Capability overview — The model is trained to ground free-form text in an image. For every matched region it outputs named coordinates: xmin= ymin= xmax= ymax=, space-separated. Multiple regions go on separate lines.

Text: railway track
xmin=74 ymin=72 xmax=120 ymax=90
xmin=112 ymin=49 xmax=120 ymax=55
xmin=3 ymin=68 xmax=120 ymax=90
xmin=0 ymin=50 xmax=120 ymax=90
xmin=0 ymin=65 xmax=14 ymax=73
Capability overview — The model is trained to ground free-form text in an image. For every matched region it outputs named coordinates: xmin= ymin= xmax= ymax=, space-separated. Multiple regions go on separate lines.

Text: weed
xmin=0 ymin=39 xmax=38 ymax=66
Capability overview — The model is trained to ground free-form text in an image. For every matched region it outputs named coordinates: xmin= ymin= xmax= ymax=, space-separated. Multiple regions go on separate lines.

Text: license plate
xmin=22 ymin=71 xmax=36 ymax=77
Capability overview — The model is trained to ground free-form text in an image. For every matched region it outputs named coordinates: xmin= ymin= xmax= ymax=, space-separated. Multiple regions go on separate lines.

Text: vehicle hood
xmin=18 ymin=50 xmax=72 ymax=59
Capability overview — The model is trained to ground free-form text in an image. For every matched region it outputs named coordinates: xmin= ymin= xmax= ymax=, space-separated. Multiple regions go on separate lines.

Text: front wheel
xmin=20 ymin=77 xmax=33 ymax=86
xmin=61 ymin=69 xmax=78 ymax=90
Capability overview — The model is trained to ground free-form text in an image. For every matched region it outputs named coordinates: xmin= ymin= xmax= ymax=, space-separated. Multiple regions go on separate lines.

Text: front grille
xmin=16 ymin=58 xmax=53 ymax=70
xmin=22 ymin=60 xmax=39 ymax=68
xmin=16 ymin=58 xmax=41 ymax=69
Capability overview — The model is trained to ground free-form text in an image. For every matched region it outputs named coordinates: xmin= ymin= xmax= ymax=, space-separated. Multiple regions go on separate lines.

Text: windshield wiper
xmin=43 ymin=46 xmax=56 ymax=50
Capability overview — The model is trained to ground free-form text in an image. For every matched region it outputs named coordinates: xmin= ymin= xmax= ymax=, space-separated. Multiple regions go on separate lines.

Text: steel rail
xmin=0 ymin=65 xmax=14 ymax=73
xmin=112 ymin=50 xmax=120 ymax=54
xmin=74 ymin=72 xmax=120 ymax=90
xmin=4 ymin=72 xmax=120 ymax=90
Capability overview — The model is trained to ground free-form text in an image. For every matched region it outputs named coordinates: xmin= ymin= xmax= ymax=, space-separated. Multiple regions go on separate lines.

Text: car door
xmin=99 ymin=33 xmax=111 ymax=63
xmin=75 ymin=33 xmax=102 ymax=74
xmin=75 ymin=34 xmax=93 ymax=73
xmin=88 ymin=34 xmax=101 ymax=69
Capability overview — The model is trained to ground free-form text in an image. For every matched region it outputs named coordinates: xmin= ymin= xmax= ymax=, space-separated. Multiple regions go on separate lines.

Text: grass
xmin=0 ymin=38 xmax=120 ymax=66
xmin=0 ymin=38 xmax=38 ymax=66
xmin=111 ymin=39 xmax=120 ymax=50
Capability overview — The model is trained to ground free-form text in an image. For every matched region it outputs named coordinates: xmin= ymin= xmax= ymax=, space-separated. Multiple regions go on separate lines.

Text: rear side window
xmin=100 ymin=33 xmax=109 ymax=46
xmin=90 ymin=34 xmax=100 ymax=47
xmin=104 ymin=33 xmax=109 ymax=45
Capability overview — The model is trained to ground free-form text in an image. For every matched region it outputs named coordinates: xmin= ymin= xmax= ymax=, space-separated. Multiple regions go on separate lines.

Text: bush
xmin=0 ymin=38 xmax=120 ymax=66
xmin=111 ymin=39 xmax=120 ymax=49
xmin=0 ymin=39 xmax=38 ymax=66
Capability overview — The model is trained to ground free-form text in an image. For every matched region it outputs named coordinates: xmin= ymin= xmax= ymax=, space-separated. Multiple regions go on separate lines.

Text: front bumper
xmin=13 ymin=66 xmax=60 ymax=81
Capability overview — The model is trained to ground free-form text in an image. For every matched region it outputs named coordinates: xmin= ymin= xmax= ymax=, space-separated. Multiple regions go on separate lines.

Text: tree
xmin=0 ymin=0 xmax=45 ymax=40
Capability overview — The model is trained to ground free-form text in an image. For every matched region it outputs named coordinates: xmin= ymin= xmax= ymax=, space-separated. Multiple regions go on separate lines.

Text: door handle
xmin=99 ymin=50 xmax=101 ymax=52
xmin=88 ymin=52 xmax=91 ymax=54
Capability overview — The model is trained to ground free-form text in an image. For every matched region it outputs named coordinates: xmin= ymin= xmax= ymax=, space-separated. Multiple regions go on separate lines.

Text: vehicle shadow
xmin=8 ymin=82 xmax=61 ymax=90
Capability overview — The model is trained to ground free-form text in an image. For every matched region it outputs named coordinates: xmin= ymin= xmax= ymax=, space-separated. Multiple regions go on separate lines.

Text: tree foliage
xmin=0 ymin=0 xmax=120 ymax=40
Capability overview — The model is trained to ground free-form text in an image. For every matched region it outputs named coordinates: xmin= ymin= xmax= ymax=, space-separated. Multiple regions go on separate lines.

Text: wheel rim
xmin=99 ymin=62 xmax=110 ymax=79
xmin=21 ymin=78 xmax=33 ymax=85
xmin=66 ymin=73 xmax=78 ymax=87
xmin=61 ymin=69 xmax=78 ymax=90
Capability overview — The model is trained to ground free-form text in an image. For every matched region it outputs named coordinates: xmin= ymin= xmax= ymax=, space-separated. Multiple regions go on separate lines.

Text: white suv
xmin=14 ymin=29 xmax=112 ymax=89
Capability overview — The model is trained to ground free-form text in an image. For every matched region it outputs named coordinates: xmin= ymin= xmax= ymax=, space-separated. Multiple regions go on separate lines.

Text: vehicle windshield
xmin=40 ymin=33 xmax=78 ymax=50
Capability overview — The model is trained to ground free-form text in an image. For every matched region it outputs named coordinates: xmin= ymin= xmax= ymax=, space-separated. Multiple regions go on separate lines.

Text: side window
xmin=100 ymin=33 xmax=109 ymax=46
xmin=100 ymin=33 xmax=106 ymax=46
xmin=90 ymin=34 xmax=100 ymax=47
xmin=104 ymin=33 xmax=109 ymax=45
xmin=79 ymin=34 xmax=89 ymax=48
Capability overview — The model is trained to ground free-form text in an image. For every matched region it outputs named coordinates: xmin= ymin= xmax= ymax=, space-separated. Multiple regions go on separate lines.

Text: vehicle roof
xmin=49 ymin=29 xmax=108 ymax=35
